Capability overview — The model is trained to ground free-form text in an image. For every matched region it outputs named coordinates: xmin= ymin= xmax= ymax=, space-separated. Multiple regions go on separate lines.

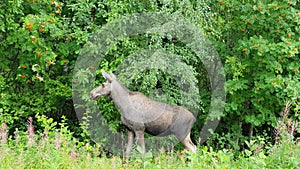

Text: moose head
xmin=89 ymin=71 xmax=116 ymax=100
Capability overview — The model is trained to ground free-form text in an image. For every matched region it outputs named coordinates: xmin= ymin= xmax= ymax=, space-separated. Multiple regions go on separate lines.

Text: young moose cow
xmin=90 ymin=71 xmax=197 ymax=159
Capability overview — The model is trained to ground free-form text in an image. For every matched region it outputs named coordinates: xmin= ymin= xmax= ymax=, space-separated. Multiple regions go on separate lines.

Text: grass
xmin=0 ymin=102 xmax=299 ymax=168
xmin=0 ymin=130 xmax=299 ymax=169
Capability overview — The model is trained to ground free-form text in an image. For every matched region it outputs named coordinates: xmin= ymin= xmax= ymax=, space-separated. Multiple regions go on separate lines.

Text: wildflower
xmin=0 ymin=122 xmax=7 ymax=144
xmin=28 ymin=117 xmax=35 ymax=146
xmin=54 ymin=133 xmax=60 ymax=149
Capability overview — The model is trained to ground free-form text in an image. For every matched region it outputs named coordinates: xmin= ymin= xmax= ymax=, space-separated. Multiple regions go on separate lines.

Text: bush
xmin=0 ymin=0 xmax=299 ymax=154
xmin=212 ymin=0 xmax=300 ymax=148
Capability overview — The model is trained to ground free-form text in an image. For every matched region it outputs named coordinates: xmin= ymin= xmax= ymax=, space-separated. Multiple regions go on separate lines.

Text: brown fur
xmin=90 ymin=71 xmax=197 ymax=159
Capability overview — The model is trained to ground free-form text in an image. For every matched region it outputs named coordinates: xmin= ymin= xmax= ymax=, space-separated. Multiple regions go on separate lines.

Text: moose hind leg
xmin=181 ymin=132 xmax=197 ymax=153
xmin=125 ymin=130 xmax=134 ymax=160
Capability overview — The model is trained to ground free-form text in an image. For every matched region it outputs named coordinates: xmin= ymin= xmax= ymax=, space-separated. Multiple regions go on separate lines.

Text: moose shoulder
xmin=90 ymin=71 xmax=197 ymax=159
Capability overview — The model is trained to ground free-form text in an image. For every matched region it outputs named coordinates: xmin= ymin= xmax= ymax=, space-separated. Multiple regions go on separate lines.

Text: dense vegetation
xmin=0 ymin=106 xmax=299 ymax=168
xmin=0 ymin=0 xmax=299 ymax=168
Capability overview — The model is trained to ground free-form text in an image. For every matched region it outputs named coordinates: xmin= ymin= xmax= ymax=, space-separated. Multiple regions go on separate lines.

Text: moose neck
xmin=110 ymin=80 xmax=130 ymax=112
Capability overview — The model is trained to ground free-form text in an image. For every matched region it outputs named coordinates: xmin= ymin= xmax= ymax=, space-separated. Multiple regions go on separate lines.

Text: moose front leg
xmin=135 ymin=131 xmax=146 ymax=157
xmin=125 ymin=130 xmax=134 ymax=160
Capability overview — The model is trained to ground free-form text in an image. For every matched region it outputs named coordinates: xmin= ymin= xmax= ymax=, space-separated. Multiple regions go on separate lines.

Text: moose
xmin=90 ymin=71 xmax=197 ymax=159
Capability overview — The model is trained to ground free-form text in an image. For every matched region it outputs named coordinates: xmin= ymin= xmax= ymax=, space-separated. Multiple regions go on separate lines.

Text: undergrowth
xmin=0 ymin=103 xmax=299 ymax=169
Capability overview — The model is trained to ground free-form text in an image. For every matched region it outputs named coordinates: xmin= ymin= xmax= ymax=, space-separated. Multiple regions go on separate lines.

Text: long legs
xmin=125 ymin=130 xmax=134 ymax=160
xmin=125 ymin=130 xmax=145 ymax=160
xmin=126 ymin=131 xmax=196 ymax=160
xmin=135 ymin=131 xmax=146 ymax=156
xmin=181 ymin=132 xmax=197 ymax=153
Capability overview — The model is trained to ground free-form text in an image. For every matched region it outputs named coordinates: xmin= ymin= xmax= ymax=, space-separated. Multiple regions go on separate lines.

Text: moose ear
xmin=102 ymin=70 xmax=113 ymax=82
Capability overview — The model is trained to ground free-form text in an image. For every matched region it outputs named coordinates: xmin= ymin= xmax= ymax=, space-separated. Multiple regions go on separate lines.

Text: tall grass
xmin=0 ymin=102 xmax=299 ymax=169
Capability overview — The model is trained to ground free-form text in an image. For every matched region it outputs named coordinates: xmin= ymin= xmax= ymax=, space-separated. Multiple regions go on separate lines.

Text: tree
xmin=213 ymin=0 xmax=299 ymax=148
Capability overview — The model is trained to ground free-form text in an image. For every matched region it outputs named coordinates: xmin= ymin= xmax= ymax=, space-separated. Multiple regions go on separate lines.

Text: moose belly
xmin=144 ymin=109 xmax=174 ymax=136
xmin=145 ymin=125 xmax=172 ymax=136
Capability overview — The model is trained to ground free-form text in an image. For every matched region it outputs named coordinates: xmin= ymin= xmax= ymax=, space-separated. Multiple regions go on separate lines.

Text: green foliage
xmin=0 ymin=0 xmax=97 ymax=134
xmin=1 ymin=0 xmax=214 ymax=143
xmin=212 ymin=0 xmax=300 ymax=147
xmin=0 ymin=118 xmax=106 ymax=169
xmin=73 ymin=0 xmax=214 ymax=142
xmin=1 ymin=0 xmax=299 ymax=156
xmin=1 ymin=125 xmax=299 ymax=168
